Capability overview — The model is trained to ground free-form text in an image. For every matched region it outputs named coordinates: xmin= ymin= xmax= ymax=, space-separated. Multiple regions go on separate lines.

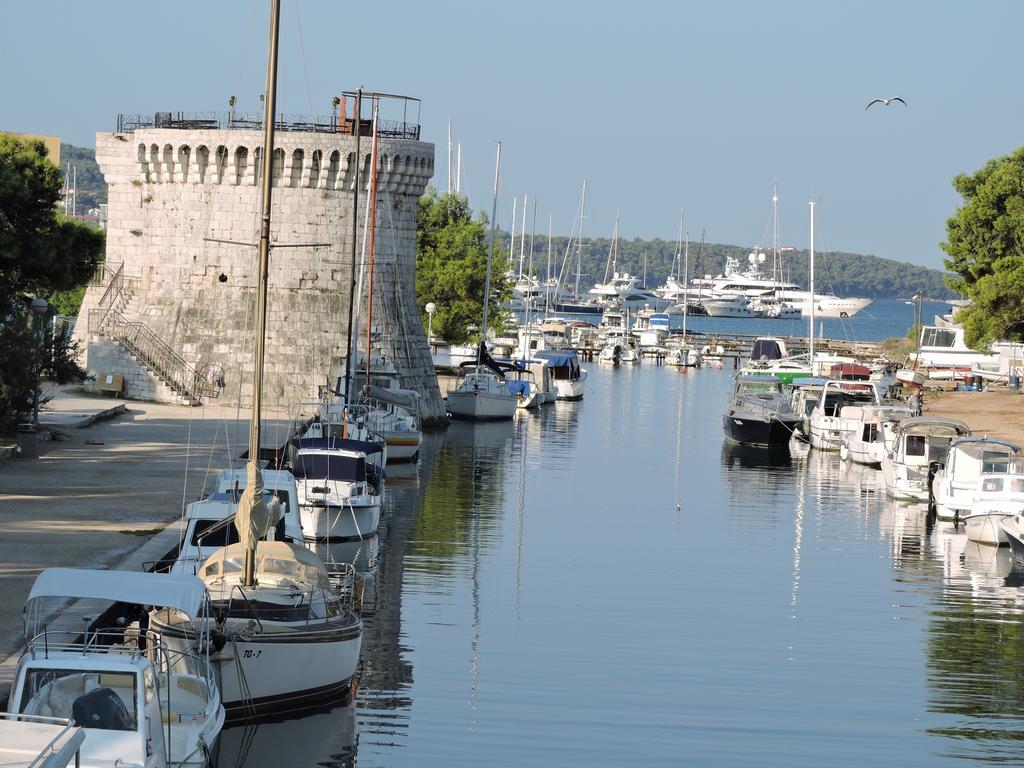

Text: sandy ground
xmin=0 ymin=395 xmax=291 ymax=664
xmin=924 ymin=390 xmax=1024 ymax=445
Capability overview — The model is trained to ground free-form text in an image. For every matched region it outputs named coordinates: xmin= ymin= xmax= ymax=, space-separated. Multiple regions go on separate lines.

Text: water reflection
xmin=215 ymin=704 xmax=356 ymax=768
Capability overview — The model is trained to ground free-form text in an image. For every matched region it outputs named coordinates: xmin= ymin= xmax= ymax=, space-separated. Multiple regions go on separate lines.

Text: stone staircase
xmin=84 ymin=264 xmax=222 ymax=406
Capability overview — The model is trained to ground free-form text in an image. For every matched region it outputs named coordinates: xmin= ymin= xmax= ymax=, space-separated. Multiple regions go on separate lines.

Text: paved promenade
xmin=0 ymin=387 xmax=290 ymax=702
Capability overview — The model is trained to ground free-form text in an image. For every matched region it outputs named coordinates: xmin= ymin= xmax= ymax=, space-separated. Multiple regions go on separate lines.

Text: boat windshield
xmin=19 ymin=668 xmax=138 ymax=732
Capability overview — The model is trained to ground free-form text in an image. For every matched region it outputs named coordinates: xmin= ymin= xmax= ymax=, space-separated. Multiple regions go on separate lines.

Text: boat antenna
xmin=242 ymin=0 xmax=282 ymax=588
xmin=478 ymin=141 xmax=502 ymax=367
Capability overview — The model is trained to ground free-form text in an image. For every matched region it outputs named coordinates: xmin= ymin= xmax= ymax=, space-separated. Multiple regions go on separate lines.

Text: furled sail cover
xmin=361 ymin=384 xmax=421 ymax=413
xmin=234 ymin=460 xmax=282 ymax=550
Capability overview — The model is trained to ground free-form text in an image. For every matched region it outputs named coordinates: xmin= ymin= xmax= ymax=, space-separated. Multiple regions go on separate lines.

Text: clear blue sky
xmin=4 ymin=0 xmax=1021 ymax=269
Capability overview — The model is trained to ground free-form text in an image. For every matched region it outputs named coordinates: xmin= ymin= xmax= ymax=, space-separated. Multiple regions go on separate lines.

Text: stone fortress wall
xmin=76 ymin=122 xmax=445 ymax=423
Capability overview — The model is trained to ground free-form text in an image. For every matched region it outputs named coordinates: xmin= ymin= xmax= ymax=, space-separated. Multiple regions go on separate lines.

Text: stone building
xmin=76 ymin=101 xmax=445 ymax=424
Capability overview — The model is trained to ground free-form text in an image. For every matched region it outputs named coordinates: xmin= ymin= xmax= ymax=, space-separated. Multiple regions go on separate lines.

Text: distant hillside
xmin=495 ymin=233 xmax=955 ymax=300
xmin=60 ymin=143 xmax=106 ymax=212
xmin=58 ymin=143 xmax=952 ymax=298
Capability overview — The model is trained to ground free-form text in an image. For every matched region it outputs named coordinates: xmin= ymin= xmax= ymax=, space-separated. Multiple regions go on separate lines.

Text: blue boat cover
xmin=292 ymin=453 xmax=367 ymax=482
xmin=292 ymin=436 xmax=384 ymax=455
xmin=507 ymin=380 xmax=530 ymax=396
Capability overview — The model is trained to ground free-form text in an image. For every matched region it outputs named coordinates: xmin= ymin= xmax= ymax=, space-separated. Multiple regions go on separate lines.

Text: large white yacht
xmin=694 ymin=255 xmax=872 ymax=317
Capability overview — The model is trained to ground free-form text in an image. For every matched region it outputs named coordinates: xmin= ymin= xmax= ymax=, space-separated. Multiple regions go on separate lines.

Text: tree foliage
xmin=415 ymin=189 xmax=509 ymax=344
xmin=941 ymin=147 xmax=1024 ymax=348
xmin=0 ymin=135 xmax=104 ymax=427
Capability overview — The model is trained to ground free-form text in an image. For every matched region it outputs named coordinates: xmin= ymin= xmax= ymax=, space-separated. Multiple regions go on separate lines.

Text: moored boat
xmin=722 ymin=374 xmax=802 ymax=447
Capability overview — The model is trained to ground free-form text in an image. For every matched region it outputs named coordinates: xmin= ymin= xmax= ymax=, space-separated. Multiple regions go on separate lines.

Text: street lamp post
xmin=30 ymin=297 xmax=49 ymax=428
xmin=425 ymin=302 xmax=437 ymax=347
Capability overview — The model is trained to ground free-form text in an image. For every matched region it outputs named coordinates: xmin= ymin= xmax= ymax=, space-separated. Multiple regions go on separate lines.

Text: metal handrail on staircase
xmin=87 ymin=264 xmax=222 ymax=403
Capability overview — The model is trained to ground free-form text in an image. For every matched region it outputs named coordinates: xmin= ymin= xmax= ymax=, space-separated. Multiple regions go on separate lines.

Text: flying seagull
xmin=865 ymin=97 xmax=907 ymax=110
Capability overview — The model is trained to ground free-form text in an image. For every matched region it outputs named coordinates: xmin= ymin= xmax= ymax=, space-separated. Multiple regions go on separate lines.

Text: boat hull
xmin=154 ymin=615 xmax=362 ymax=724
xmin=447 ymin=390 xmax=517 ymax=420
xmin=380 ymin=430 xmax=422 ymax=462
xmin=553 ymin=379 xmax=585 ymax=401
xmin=723 ymin=414 xmax=800 ymax=447
xmin=965 ymin=514 xmax=1010 ymax=546
xmin=299 ymin=501 xmax=381 ymax=542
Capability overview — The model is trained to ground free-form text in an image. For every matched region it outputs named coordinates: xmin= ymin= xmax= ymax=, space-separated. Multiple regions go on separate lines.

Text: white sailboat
xmin=152 ymin=2 xmax=362 ymax=722
xmin=447 ymin=142 xmax=517 ymax=421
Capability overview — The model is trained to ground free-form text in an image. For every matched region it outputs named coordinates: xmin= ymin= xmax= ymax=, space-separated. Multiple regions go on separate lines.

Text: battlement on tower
xmin=76 ymin=95 xmax=444 ymax=422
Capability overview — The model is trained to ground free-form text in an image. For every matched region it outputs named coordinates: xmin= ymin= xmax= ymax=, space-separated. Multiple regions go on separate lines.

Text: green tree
xmin=415 ymin=188 xmax=509 ymax=344
xmin=941 ymin=147 xmax=1024 ymax=348
xmin=0 ymin=135 xmax=105 ymax=426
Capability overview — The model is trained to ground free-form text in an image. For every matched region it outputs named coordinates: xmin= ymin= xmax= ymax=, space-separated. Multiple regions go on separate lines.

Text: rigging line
xmin=178 ymin=411 xmax=196 ymax=555
xmin=292 ymin=0 xmax=316 ymax=117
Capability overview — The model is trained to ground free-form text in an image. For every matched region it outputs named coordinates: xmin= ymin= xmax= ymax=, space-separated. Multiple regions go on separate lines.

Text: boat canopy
xmin=28 ymin=568 xmax=208 ymax=619
xmin=293 ymin=452 xmax=368 ymax=482
xmin=750 ymin=338 xmax=785 ymax=361
xmin=534 ymin=349 xmax=581 ymax=376
xmin=507 ymin=380 xmax=530 ymax=396
xmin=791 ymin=377 xmax=829 ymax=388
xmin=293 ymin=436 xmax=384 ymax=455
xmin=200 ymin=541 xmax=329 ymax=588
xmin=899 ymin=416 xmax=971 ymax=436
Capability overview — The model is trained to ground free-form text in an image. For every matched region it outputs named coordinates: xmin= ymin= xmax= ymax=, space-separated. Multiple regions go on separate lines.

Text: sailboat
xmin=447 ymin=143 xmax=518 ymax=421
xmin=665 ymin=212 xmax=700 ymax=368
xmin=151 ymin=0 xmax=362 ymax=722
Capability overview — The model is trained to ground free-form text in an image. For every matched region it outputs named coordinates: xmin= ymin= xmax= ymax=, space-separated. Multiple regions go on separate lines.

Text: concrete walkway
xmin=0 ymin=387 xmax=292 ymax=703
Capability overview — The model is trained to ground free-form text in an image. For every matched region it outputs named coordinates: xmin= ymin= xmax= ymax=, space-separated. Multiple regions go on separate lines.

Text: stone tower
xmin=77 ymin=101 xmax=445 ymax=424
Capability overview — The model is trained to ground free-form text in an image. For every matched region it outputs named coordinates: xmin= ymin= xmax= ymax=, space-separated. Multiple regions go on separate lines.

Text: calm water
xmin=222 ymin=299 xmax=1024 ymax=766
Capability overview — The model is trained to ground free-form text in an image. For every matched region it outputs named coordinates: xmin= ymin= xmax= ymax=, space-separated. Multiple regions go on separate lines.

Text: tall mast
xmin=478 ymin=142 xmax=502 ymax=366
xmin=682 ymin=231 xmax=689 ymax=338
xmin=456 ymin=143 xmax=462 ymax=195
xmin=243 ymin=0 xmax=282 ymax=588
xmin=545 ymin=213 xmax=553 ymax=316
xmin=575 ymin=181 xmax=586 ymax=298
xmin=518 ymin=194 xmax=528 ymax=277
xmin=508 ymin=202 xmax=517 ymax=273
xmin=674 ymin=209 xmax=684 ymax=284
xmin=603 ymin=211 xmax=619 ymax=284
xmin=772 ymin=184 xmax=780 ymax=292
xmin=364 ymin=102 xmax=381 ymax=381
xmin=523 ymin=196 xmax=538 ymax=358
xmin=809 ymin=200 xmax=816 ymax=363
xmin=343 ymin=90 xmax=363 ymax=403
xmin=447 ymin=118 xmax=453 ymax=195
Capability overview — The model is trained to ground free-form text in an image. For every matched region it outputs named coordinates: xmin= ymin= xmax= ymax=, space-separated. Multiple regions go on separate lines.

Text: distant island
xmin=60 ymin=143 xmax=954 ymax=300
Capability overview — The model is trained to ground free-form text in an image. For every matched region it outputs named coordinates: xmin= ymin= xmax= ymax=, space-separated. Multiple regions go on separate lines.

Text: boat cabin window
xmin=982 ymin=452 xmax=1013 ymax=474
xmin=1013 ymin=478 xmax=1024 ymax=493
xmin=982 ymin=478 xmax=1004 ymax=492
xmin=905 ymin=435 xmax=926 ymax=457
xmin=862 ymin=424 xmax=878 ymax=442
xmin=193 ymin=514 xmax=288 ymax=547
xmin=19 ymin=668 xmax=138 ymax=731
xmin=921 ymin=328 xmax=957 ymax=348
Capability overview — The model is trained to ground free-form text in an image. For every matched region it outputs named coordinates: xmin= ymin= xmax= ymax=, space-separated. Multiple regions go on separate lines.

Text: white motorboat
xmin=740 ymin=337 xmax=813 ymax=385
xmin=665 ymin=344 xmax=700 ymax=367
xmin=12 ymin=568 xmax=225 ymax=767
xmin=598 ymin=341 xmax=622 ymax=364
xmin=290 ymin=437 xmax=385 ymax=542
xmin=619 ymin=342 xmax=641 ymax=364
xmin=930 ymin=437 xmax=1020 ymax=521
xmin=534 ymin=349 xmax=587 ymax=398
xmin=808 ymin=380 xmax=882 ymax=451
xmin=170 ymin=469 xmax=304 ymax=575
xmin=788 ymin=377 xmax=827 ymax=438
xmin=838 ymin=403 xmax=913 ymax=466
xmin=964 ymin=470 xmax=1024 ymax=545
xmin=508 ymin=373 xmax=544 ymax=410
xmin=703 ymin=295 xmax=755 ymax=318
xmin=880 ymin=416 xmax=972 ymax=501
xmin=0 ymin=713 xmax=84 ymax=768
xmin=722 ymin=375 xmax=803 ymax=447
